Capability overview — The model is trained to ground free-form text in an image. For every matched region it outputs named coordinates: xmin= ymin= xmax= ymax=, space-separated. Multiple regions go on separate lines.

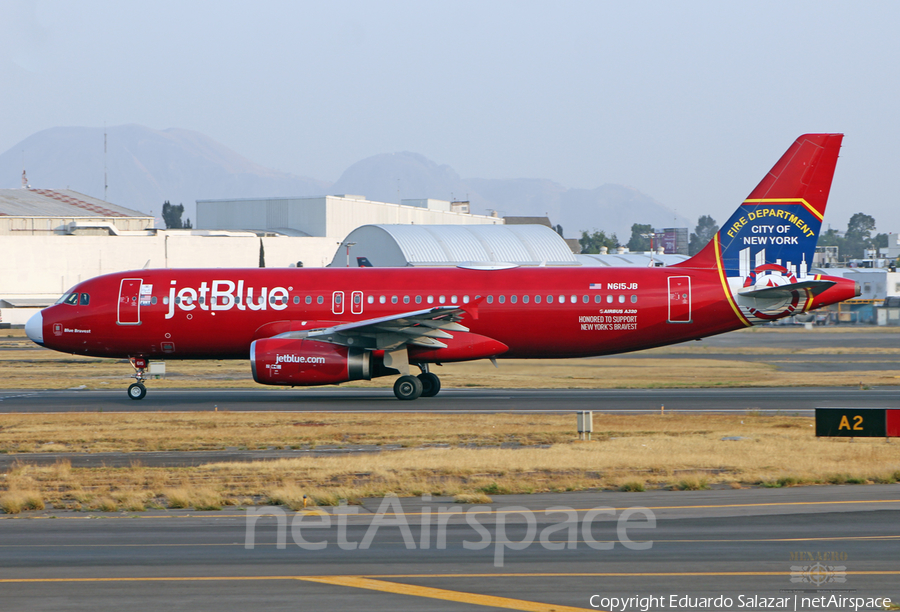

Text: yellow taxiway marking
xmin=297 ymin=575 xmax=594 ymax=611
xmin=3 ymin=497 xmax=899 ymax=520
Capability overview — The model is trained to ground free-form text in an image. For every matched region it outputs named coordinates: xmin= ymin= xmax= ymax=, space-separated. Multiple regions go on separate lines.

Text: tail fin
xmin=678 ymin=133 xmax=843 ymax=279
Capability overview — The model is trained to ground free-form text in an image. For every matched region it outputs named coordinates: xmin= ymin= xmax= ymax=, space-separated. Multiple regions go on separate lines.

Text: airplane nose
xmin=25 ymin=310 xmax=44 ymax=345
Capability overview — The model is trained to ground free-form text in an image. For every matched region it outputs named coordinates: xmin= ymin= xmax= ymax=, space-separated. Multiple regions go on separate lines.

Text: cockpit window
xmin=63 ymin=293 xmax=79 ymax=305
xmin=79 ymin=293 xmax=90 ymax=306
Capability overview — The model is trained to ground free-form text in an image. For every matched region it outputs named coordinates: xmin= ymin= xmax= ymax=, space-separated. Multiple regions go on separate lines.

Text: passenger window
xmin=391 ymin=296 xmax=398 ymax=304
xmin=487 ymin=295 xmax=494 ymax=304
xmin=317 ymin=296 xmax=324 ymax=304
xmin=163 ymin=296 xmax=169 ymax=305
xmin=367 ymin=295 xmax=374 ymax=304
xmin=499 ymin=295 xmax=506 ymax=304
xmin=631 ymin=295 xmax=638 ymax=303
xmin=151 ymin=296 xmax=157 ymax=305
xmin=306 ymin=296 xmax=313 ymax=305
xmin=559 ymin=295 xmax=565 ymax=304
xmin=427 ymin=296 xmax=434 ymax=304
xmin=293 ymin=296 xmax=300 ymax=304
xmin=403 ymin=296 xmax=410 ymax=304
xmin=199 ymin=297 xmax=206 ymax=305
xmin=380 ymin=295 xmax=386 ymax=304
xmin=510 ymin=295 xmax=517 ymax=304
xmin=570 ymin=295 xmax=576 ymax=304
xmin=463 ymin=295 xmax=470 ymax=304
xmin=522 ymin=295 xmax=529 ymax=304
xmin=451 ymin=295 xmax=457 ymax=304
xmin=534 ymin=295 xmax=541 ymax=304
xmin=416 ymin=295 xmax=422 ymax=304
xmin=595 ymin=295 xmax=601 ymax=303
xmin=547 ymin=295 xmax=553 ymax=304
xmin=582 ymin=295 xmax=589 ymax=304
xmin=439 ymin=295 xmax=446 ymax=304
xmin=79 ymin=293 xmax=90 ymax=306
xmin=235 ymin=296 xmax=242 ymax=305
xmin=618 ymin=295 xmax=625 ymax=303
xmin=607 ymin=295 xmax=613 ymax=303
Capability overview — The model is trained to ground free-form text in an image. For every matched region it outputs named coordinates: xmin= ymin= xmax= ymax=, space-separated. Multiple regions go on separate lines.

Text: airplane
xmin=25 ymin=134 xmax=859 ymax=401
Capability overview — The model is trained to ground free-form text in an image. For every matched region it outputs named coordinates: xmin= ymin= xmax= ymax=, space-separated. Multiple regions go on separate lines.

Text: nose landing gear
xmin=128 ymin=357 xmax=148 ymax=400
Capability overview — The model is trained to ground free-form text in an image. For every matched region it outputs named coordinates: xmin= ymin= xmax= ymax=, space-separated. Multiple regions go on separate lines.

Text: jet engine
xmin=250 ymin=338 xmax=371 ymax=386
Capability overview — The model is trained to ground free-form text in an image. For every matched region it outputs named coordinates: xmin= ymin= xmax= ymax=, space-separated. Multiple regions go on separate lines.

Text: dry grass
xmin=3 ymin=325 xmax=900 ymax=391
xmin=0 ymin=490 xmax=45 ymax=514
xmin=2 ymin=413 xmax=900 ymax=512
xmin=454 ymin=492 xmax=493 ymax=504
xmin=0 ymin=412 xmax=580 ymax=453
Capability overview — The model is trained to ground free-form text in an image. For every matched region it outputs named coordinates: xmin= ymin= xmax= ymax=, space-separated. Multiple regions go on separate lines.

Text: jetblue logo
xmin=165 ymin=280 xmax=289 ymax=319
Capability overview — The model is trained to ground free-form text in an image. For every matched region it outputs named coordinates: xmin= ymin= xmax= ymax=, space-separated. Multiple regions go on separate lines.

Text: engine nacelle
xmin=251 ymin=338 xmax=371 ymax=386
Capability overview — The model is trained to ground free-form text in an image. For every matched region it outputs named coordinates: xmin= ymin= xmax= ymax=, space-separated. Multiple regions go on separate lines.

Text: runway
xmin=2 ymin=386 xmax=899 ymax=414
xmin=1 ymin=487 xmax=898 ymax=611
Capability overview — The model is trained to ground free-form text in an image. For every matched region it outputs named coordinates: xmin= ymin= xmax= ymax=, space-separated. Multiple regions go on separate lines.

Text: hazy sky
xmin=2 ymin=0 xmax=898 ymax=230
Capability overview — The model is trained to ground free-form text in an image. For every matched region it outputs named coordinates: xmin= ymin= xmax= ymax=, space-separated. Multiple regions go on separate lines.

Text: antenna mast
xmin=104 ymin=125 xmax=108 ymax=200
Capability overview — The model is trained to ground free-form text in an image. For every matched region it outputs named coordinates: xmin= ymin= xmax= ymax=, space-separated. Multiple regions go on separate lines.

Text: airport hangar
xmin=0 ymin=189 xmax=687 ymax=326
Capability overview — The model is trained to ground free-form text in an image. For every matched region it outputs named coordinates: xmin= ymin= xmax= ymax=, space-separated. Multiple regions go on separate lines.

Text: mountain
xmin=1 ymin=126 xmax=690 ymax=238
xmin=335 ymin=152 xmax=688 ymax=239
xmin=0 ymin=125 xmax=329 ymax=222
xmin=331 ymin=152 xmax=471 ymax=204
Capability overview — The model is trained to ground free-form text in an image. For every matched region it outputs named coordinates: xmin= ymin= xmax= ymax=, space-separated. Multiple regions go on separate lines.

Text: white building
xmin=0 ymin=192 xmax=501 ymax=325
xmin=196 ymin=195 xmax=500 ymax=240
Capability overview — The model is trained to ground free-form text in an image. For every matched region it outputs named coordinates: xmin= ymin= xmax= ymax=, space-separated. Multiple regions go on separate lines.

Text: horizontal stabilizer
xmin=737 ymin=279 xmax=835 ymax=299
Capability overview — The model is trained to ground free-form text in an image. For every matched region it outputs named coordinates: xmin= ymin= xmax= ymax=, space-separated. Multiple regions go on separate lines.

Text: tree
xmin=161 ymin=201 xmax=187 ymax=229
xmin=554 ymin=224 xmax=564 ymax=237
xmin=689 ymin=215 xmax=719 ymax=256
xmin=579 ymin=229 xmax=619 ymax=254
xmin=627 ymin=223 xmax=653 ymax=252
xmin=258 ymin=239 xmax=266 ymax=268
xmin=843 ymin=212 xmax=877 ymax=259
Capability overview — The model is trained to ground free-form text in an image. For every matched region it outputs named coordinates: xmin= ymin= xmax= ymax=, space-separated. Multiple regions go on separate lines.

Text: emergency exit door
xmin=667 ymin=276 xmax=691 ymax=323
xmin=118 ymin=278 xmax=143 ymax=325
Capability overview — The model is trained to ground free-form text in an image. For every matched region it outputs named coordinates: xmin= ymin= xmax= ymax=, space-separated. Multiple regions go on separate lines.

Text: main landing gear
xmin=127 ymin=357 xmax=148 ymax=400
xmin=392 ymin=364 xmax=442 ymax=401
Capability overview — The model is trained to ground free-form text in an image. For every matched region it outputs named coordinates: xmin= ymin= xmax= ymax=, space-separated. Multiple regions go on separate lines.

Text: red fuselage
xmin=34 ymin=265 xmax=857 ymax=361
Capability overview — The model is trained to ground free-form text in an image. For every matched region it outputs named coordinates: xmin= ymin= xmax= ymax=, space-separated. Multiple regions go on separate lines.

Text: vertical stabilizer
xmin=678 ymin=133 xmax=842 ymax=278
xmin=676 ymin=134 xmax=843 ymax=325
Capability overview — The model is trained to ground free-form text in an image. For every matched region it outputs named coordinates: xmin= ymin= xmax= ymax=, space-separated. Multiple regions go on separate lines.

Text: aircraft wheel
xmin=127 ymin=383 xmax=147 ymax=400
xmin=393 ymin=375 xmax=423 ymax=401
xmin=418 ymin=372 xmax=441 ymax=397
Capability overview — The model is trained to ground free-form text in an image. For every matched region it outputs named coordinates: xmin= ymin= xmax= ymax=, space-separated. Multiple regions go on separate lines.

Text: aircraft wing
xmin=286 ymin=306 xmax=471 ymax=351
xmin=737 ymin=279 xmax=835 ymax=300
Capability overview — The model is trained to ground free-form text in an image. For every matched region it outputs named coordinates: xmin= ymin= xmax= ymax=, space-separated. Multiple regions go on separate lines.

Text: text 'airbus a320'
xmin=26 ymin=134 xmax=859 ymax=400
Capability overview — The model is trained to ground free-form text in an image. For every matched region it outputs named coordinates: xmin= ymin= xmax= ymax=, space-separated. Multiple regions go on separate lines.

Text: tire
xmin=127 ymin=383 xmax=147 ymax=400
xmin=418 ymin=372 xmax=441 ymax=397
xmin=393 ymin=375 xmax=423 ymax=401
